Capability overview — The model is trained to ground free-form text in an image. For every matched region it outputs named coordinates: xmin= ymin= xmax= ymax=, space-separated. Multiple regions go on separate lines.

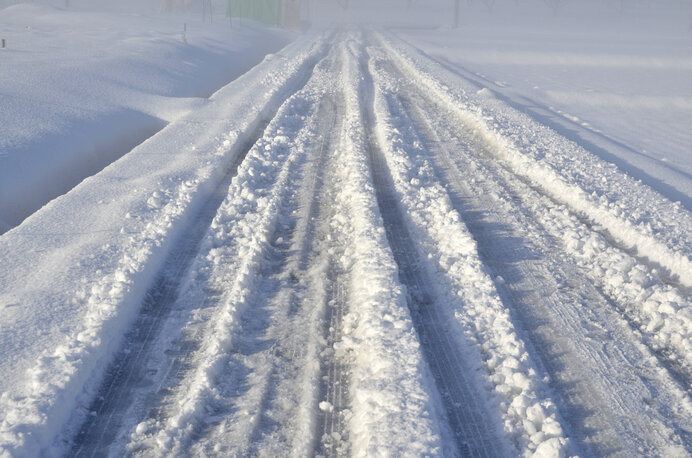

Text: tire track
xmin=359 ymin=45 xmax=506 ymax=458
xmin=177 ymin=55 xmax=349 ymax=457
xmin=124 ymin=45 xmax=344 ymax=457
xmin=313 ymin=93 xmax=352 ymax=458
xmin=314 ymin=36 xmax=451 ymax=457
xmin=70 ymin=120 xmax=270 ymax=458
xmin=316 ymin=270 xmax=350 ymax=457
xmin=68 ymin=44 xmax=329 ymax=457
xmin=378 ymin=45 xmax=692 ymax=455
xmin=238 ymin=93 xmax=344 ymax=457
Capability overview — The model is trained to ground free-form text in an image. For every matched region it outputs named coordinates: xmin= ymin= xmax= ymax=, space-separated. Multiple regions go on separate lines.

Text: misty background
xmin=1 ymin=0 xmax=691 ymax=33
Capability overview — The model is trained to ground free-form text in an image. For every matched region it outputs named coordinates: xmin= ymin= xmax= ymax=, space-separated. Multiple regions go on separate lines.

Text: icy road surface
xmin=1 ymin=30 xmax=691 ymax=457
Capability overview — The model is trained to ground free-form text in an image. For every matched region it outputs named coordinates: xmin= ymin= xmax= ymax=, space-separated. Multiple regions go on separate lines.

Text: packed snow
xmin=1 ymin=0 xmax=690 ymax=456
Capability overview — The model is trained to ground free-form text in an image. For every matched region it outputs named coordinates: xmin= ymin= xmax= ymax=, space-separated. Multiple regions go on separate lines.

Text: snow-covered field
xmin=391 ymin=0 xmax=692 ymax=212
xmin=0 ymin=2 xmax=292 ymax=231
xmin=1 ymin=0 xmax=690 ymax=456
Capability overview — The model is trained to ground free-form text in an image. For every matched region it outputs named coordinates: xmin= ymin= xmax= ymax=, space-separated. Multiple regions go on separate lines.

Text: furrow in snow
xmin=198 ymin=72 xmax=344 ymax=458
xmin=359 ymin=45 xmax=501 ymax=458
xmin=313 ymin=96 xmax=352 ymax=457
xmin=376 ymin=32 xmax=692 ymax=382
xmin=375 ymin=33 xmax=692 ymax=292
xmin=366 ymin=41 xmax=572 ymax=457
xmin=385 ymin=55 xmax=692 ymax=455
xmin=326 ymin=35 xmax=448 ymax=457
xmin=186 ymin=94 xmax=338 ymax=457
xmin=0 ymin=32 xmax=330 ymax=457
xmin=123 ymin=48 xmax=337 ymax=456
xmin=69 ymin=118 xmax=271 ymax=456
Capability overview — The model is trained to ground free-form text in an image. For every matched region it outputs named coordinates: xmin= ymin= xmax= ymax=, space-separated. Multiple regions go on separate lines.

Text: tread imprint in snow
xmin=68 ymin=44 xmax=329 ymax=455
xmin=379 ymin=41 xmax=692 ymax=455
xmin=360 ymin=46 xmax=504 ymax=458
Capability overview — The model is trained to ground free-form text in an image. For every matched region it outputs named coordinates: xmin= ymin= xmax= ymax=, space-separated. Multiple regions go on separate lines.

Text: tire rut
xmin=359 ymin=46 xmax=505 ymax=458
xmin=314 ymin=93 xmax=352 ymax=458
xmin=382 ymin=53 xmax=692 ymax=455
xmin=178 ymin=77 xmax=344 ymax=457
xmin=70 ymin=118 xmax=270 ymax=458
xmin=68 ymin=46 xmax=328 ymax=456
xmin=240 ymin=93 xmax=345 ymax=456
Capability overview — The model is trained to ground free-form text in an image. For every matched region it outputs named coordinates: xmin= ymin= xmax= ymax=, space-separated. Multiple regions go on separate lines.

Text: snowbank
xmin=0 ymin=30 xmax=325 ymax=456
xmin=0 ymin=3 xmax=292 ymax=231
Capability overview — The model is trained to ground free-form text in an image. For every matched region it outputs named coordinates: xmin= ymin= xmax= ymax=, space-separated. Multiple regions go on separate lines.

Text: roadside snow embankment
xmin=0 ymin=32 xmax=327 ymax=457
xmin=377 ymin=33 xmax=692 ymax=289
xmin=0 ymin=3 xmax=293 ymax=232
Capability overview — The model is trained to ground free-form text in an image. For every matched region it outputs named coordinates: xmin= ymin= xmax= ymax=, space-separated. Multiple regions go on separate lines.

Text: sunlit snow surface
xmin=0 ymin=0 xmax=690 ymax=457
xmin=0 ymin=2 xmax=292 ymax=230
xmin=394 ymin=6 xmax=692 ymax=209
xmin=316 ymin=0 xmax=692 ymax=205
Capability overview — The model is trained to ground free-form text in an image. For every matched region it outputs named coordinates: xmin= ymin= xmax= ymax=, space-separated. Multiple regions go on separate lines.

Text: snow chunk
xmin=319 ymin=401 xmax=334 ymax=413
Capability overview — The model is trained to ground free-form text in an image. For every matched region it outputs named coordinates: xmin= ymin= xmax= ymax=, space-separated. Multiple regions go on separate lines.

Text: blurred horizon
xmin=1 ymin=0 xmax=691 ymax=34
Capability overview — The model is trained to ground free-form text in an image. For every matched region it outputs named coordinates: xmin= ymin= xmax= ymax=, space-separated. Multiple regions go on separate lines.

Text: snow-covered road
xmin=1 ymin=30 xmax=690 ymax=457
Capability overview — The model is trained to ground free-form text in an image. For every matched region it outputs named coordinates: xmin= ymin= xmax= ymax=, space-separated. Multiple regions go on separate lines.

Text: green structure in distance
xmin=227 ymin=0 xmax=302 ymax=28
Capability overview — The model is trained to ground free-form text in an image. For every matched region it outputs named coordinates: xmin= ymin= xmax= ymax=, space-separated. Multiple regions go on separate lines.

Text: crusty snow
xmin=0 ymin=1 xmax=690 ymax=457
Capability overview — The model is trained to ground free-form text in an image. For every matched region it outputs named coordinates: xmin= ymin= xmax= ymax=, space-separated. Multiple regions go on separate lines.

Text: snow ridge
xmin=378 ymin=32 xmax=692 ymax=379
xmin=0 ymin=33 xmax=328 ymax=457
xmin=377 ymin=33 xmax=692 ymax=290
xmin=367 ymin=43 xmax=572 ymax=457
xmin=334 ymin=36 xmax=447 ymax=457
